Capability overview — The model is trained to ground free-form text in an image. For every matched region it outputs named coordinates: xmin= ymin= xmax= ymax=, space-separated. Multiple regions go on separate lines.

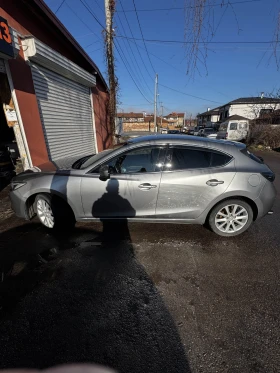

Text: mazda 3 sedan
xmin=10 ymin=135 xmax=276 ymax=237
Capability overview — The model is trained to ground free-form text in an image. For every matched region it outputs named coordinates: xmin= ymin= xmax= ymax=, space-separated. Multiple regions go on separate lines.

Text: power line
xmin=79 ymin=0 xmax=105 ymax=29
xmin=159 ymin=84 xmax=223 ymax=104
xmin=66 ymin=3 xmax=102 ymax=41
xmin=132 ymin=0 xmax=156 ymax=74
xmin=114 ymin=40 xmax=153 ymax=104
xmin=125 ymin=38 xmax=231 ymax=99
xmin=118 ymin=0 xmax=154 ymax=81
xmin=116 ymin=35 xmax=279 ymax=45
xmin=75 ymin=0 xmax=154 ymax=103
xmin=55 ymin=0 xmax=66 ymax=14
xmin=116 ymin=0 xmax=262 ymax=12
xmin=115 ymin=10 xmax=154 ymax=97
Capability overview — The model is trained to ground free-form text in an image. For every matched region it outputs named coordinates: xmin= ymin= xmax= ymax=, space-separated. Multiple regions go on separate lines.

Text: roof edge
xmin=32 ymin=0 xmax=108 ymax=91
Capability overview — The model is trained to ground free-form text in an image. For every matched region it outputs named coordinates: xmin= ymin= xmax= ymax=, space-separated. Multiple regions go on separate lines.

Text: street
xmin=0 ymin=151 xmax=279 ymax=373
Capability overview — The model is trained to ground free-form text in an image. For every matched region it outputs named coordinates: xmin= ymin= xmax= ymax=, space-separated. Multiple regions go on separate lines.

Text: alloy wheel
xmin=214 ymin=204 xmax=249 ymax=234
xmin=37 ymin=199 xmax=55 ymax=228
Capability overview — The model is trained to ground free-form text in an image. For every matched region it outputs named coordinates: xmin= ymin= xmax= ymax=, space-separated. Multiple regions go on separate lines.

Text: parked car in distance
xmin=198 ymin=128 xmax=218 ymax=138
xmin=161 ymin=128 xmax=168 ymax=134
xmin=217 ymin=118 xmax=249 ymax=142
xmin=194 ymin=126 xmax=204 ymax=136
xmin=186 ymin=128 xmax=195 ymax=135
xmin=168 ymin=130 xmax=181 ymax=134
xmin=10 ymin=135 xmax=276 ymax=237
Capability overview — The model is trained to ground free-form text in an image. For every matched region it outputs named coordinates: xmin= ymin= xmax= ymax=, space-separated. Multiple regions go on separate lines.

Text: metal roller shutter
xmin=31 ymin=63 xmax=96 ymax=160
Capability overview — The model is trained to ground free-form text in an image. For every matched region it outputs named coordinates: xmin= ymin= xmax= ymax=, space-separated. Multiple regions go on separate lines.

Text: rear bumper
xmin=10 ymin=190 xmax=29 ymax=219
xmin=255 ymin=181 xmax=277 ymax=219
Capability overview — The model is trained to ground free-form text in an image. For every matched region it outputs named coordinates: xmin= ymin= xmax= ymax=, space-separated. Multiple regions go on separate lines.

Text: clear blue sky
xmin=45 ymin=0 xmax=279 ymax=117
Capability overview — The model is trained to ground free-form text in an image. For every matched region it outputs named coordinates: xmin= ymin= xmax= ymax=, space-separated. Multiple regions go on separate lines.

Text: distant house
xmin=164 ymin=112 xmax=185 ymax=127
xmin=197 ymin=97 xmax=280 ymax=127
xmin=219 ymin=97 xmax=280 ymax=121
xmin=197 ymin=107 xmax=221 ymax=126
xmin=116 ymin=112 xmax=168 ymax=132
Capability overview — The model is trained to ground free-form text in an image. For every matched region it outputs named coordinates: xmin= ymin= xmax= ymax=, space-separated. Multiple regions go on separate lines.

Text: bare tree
xmin=246 ymin=91 xmax=280 ymax=147
xmin=184 ymin=1 xmax=280 ymax=75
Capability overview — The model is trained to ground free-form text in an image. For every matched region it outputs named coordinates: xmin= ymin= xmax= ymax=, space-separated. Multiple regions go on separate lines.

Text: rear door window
xmin=165 ymin=146 xmax=232 ymax=171
xmin=211 ymin=151 xmax=232 ymax=167
xmin=164 ymin=147 xmax=211 ymax=170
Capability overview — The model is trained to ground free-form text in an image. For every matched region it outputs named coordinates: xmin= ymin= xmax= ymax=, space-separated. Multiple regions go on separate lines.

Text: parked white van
xmin=217 ymin=115 xmax=249 ymax=142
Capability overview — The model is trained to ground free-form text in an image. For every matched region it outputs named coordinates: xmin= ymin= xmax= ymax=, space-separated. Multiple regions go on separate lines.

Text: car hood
xmin=27 ymin=155 xmax=92 ymax=174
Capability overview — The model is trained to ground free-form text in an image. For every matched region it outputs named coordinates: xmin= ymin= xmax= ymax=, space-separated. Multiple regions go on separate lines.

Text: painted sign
xmin=0 ymin=16 xmax=14 ymax=58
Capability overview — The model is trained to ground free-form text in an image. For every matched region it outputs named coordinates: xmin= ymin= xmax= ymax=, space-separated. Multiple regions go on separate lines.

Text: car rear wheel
xmin=208 ymin=199 xmax=253 ymax=237
xmin=35 ymin=194 xmax=75 ymax=229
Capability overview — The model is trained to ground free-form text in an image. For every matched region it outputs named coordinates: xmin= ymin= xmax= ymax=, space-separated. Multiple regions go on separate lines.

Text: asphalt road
xmin=0 ymin=151 xmax=280 ymax=373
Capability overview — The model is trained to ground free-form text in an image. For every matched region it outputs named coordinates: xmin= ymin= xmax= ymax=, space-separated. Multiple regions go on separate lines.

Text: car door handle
xmin=206 ymin=179 xmax=224 ymax=186
xmin=138 ymin=183 xmax=157 ymax=190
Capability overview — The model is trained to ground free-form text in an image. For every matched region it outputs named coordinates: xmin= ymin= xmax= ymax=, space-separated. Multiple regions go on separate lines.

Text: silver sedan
xmin=10 ymin=135 xmax=276 ymax=237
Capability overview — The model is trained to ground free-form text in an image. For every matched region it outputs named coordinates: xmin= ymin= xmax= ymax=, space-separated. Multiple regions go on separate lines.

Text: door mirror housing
xmin=99 ymin=164 xmax=110 ymax=181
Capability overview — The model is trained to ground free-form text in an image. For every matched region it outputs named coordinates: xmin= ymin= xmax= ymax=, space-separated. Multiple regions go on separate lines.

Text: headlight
xmin=11 ymin=181 xmax=26 ymax=191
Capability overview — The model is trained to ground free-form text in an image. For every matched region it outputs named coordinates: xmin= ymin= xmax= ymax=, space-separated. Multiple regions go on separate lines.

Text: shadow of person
xmin=92 ymin=179 xmax=136 ymax=243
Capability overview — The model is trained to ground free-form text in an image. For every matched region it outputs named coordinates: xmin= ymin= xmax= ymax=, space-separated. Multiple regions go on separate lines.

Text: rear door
xmin=81 ymin=146 xmax=166 ymax=218
xmin=155 ymin=146 xmax=236 ymax=219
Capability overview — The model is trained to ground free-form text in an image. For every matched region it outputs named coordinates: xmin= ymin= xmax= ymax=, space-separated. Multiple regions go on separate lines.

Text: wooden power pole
xmin=154 ymin=73 xmax=158 ymax=133
xmin=105 ymin=0 xmax=116 ymax=137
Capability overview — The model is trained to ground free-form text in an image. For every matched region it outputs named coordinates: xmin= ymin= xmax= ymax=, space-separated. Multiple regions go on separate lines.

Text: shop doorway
xmin=0 ymin=70 xmax=21 ymax=191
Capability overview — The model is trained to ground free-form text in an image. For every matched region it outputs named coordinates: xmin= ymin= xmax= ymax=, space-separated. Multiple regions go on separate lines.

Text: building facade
xmin=0 ymin=0 xmax=110 ymax=170
xmin=197 ymin=98 xmax=280 ymax=127
xmin=117 ymin=112 xmax=169 ymax=132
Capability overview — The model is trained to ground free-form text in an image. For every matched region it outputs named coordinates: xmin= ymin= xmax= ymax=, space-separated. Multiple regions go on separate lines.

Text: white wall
xmin=229 ymin=103 xmax=280 ymax=119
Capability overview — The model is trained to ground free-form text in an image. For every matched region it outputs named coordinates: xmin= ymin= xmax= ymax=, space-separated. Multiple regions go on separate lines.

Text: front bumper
xmin=10 ymin=190 xmax=29 ymax=220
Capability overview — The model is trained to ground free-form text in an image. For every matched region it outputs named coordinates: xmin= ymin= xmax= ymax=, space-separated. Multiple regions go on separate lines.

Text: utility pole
xmin=160 ymin=103 xmax=163 ymax=129
xmin=154 ymin=73 xmax=158 ymax=133
xmin=105 ymin=0 xmax=116 ymax=138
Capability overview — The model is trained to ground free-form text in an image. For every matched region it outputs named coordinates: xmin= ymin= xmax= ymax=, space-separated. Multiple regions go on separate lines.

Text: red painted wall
xmin=0 ymin=0 xmax=110 ymax=166
xmin=92 ymin=78 xmax=112 ymax=152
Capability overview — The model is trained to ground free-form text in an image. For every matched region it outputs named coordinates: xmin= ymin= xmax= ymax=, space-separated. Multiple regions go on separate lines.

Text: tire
xmin=35 ymin=193 xmax=75 ymax=229
xmin=208 ymin=199 xmax=253 ymax=237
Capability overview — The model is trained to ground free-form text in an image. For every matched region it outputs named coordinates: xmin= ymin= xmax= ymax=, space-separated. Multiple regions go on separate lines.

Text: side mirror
xmin=99 ymin=164 xmax=110 ymax=181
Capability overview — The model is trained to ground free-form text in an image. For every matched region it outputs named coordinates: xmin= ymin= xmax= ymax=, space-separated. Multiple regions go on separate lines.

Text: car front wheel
xmin=208 ymin=199 xmax=253 ymax=237
xmin=35 ymin=194 xmax=75 ymax=229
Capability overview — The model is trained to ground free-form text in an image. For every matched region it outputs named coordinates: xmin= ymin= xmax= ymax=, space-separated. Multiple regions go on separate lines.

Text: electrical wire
xmin=79 ymin=0 xmax=105 ymax=29
xmin=55 ymin=0 xmax=66 ymax=14
xmin=159 ymin=84 xmax=223 ymax=104
xmin=132 ymin=0 xmax=156 ymax=74
xmin=114 ymin=40 xmax=153 ymax=104
xmin=116 ymin=0 xmax=262 ymax=12
xmin=66 ymin=3 xmax=102 ymax=41
xmin=116 ymin=35 xmax=278 ymax=45
xmin=75 ymin=0 xmax=154 ymax=103
xmin=115 ymin=5 xmax=153 ymax=97
xmin=118 ymin=0 xmax=154 ymax=81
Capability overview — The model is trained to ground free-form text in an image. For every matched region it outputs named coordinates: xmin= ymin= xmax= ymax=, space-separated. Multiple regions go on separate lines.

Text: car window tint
xmin=211 ymin=151 xmax=232 ymax=167
xmin=165 ymin=147 xmax=211 ymax=170
xmin=95 ymin=147 xmax=164 ymax=174
xmin=230 ymin=122 xmax=238 ymax=130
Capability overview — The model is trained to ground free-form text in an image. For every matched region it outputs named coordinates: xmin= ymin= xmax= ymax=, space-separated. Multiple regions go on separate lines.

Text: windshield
xmin=72 ymin=148 xmax=118 ymax=169
xmin=219 ymin=123 xmax=228 ymax=131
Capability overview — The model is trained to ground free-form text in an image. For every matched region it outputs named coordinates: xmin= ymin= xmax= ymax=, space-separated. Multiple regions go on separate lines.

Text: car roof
xmin=127 ymin=134 xmax=246 ymax=152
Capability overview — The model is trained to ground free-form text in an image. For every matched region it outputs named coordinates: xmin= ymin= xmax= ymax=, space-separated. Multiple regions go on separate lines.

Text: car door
xmin=80 ymin=146 xmax=166 ymax=218
xmin=156 ymin=145 xmax=236 ymax=219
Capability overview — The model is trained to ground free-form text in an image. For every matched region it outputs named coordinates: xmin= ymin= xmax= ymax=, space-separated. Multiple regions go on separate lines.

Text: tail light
xmin=225 ymin=132 xmax=228 ymax=139
xmin=261 ymin=171 xmax=275 ymax=182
